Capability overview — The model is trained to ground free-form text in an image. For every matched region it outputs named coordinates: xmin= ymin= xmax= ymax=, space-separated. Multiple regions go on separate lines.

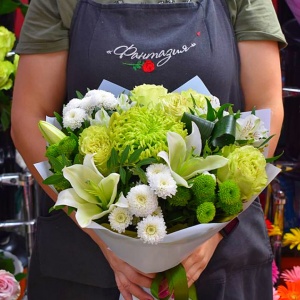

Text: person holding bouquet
xmin=10 ymin=0 xmax=286 ymax=299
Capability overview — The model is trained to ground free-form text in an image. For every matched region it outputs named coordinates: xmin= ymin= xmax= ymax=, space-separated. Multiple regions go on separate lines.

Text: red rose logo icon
xmin=142 ymin=60 xmax=155 ymax=73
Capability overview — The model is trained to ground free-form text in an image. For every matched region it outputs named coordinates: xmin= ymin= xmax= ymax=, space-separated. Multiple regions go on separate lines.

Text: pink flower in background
xmin=0 ymin=270 xmax=20 ymax=300
xmin=273 ymin=287 xmax=280 ymax=300
xmin=281 ymin=266 xmax=300 ymax=283
xmin=272 ymin=260 xmax=280 ymax=284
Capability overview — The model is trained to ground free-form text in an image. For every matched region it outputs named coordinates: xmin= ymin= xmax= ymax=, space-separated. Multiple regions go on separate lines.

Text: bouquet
xmin=35 ymin=77 xmax=280 ymax=299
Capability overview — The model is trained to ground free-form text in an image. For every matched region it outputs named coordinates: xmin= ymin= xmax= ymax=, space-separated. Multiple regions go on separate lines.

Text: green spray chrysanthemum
xmin=45 ymin=144 xmax=60 ymax=159
xmin=109 ymin=106 xmax=187 ymax=160
xmin=57 ymin=136 xmax=78 ymax=158
xmin=167 ymin=186 xmax=191 ymax=206
xmin=79 ymin=125 xmax=112 ymax=174
xmin=196 ymin=202 xmax=216 ymax=223
xmin=191 ymin=174 xmax=216 ymax=204
xmin=217 ymin=180 xmax=242 ymax=215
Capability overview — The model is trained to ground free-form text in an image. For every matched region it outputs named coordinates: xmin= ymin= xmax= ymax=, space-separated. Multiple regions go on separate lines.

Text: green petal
xmin=83 ymin=154 xmax=104 ymax=180
xmin=179 ymin=155 xmax=228 ymax=180
xmin=76 ymin=203 xmax=104 ymax=227
xmin=166 ymin=132 xmax=186 ymax=171
xmin=158 ymin=151 xmax=189 ymax=187
xmin=97 ymin=173 xmax=120 ymax=208
xmin=185 ymin=122 xmax=202 ymax=156
xmin=62 ymin=164 xmax=101 ymax=204
xmin=55 ymin=188 xmax=86 ymax=209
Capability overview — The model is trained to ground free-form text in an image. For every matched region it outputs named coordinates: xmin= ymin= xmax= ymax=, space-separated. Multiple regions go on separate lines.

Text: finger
xmin=116 ymin=272 xmax=154 ymax=300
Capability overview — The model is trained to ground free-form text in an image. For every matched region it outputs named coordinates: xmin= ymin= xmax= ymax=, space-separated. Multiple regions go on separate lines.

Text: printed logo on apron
xmin=106 ymin=36 xmax=199 ymax=72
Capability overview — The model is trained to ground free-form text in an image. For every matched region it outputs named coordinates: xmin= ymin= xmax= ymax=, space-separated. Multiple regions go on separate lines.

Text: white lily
xmin=158 ymin=122 xmax=228 ymax=187
xmin=55 ymin=154 xmax=120 ymax=227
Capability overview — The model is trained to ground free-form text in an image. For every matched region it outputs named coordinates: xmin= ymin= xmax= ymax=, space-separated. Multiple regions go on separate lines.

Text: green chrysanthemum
xmin=217 ymin=180 xmax=242 ymax=215
xmin=58 ymin=136 xmax=78 ymax=158
xmin=109 ymin=106 xmax=187 ymax=160
xmin=191 ymin=174 xmax=216 ymax=204
xmin=79 ymin=125 xmax=112 ymax=174
xmin=45 ymin=144 xmax=60 ymax=159
xmin=196 ymin=202 xmax=216 ymax=223
xmin=167 ymin=186 xmax=191 ymax=206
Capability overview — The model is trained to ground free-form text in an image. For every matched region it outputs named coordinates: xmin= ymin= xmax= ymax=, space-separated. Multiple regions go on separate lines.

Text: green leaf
xmin=76 ymin=90 xmax=84 ymax=99
xmin=43 ymin=173 xmax=65 ymax=185
xmin=1 ymin=109 xmax=11 ymax=131
xmin=19 ymin=3 xmax=28 ymax=16
xmin=136 ymin=157 xmax=157 ymax=168
xmin=120 ymin=145 xmax=130 ymax=164
xmin=0 ymin=253 xmax=15 ymax=274
xmin=54 ymin=111 xmax=63 ymax=125
xmin=256 ymin=134 xmax=275 ymax=149
xmin=205 ymin=98 xmax=216 ymax=121
xmin=181 ymin=112 xmax=215 ymax=147
xmin=211 ymin=114 xmax=236 ymax=148
xmin=119 ymin=166 xmax=127 ymax=184
xmin=49 ymin=205 xmax=65 ymax=213
xmin=47 ymin=155 xmax=67 ymax=173
xmin=128 ymin=148 xmax=143 ymax=164
xmin=107 ymin=148 xmax=119 ymax=170
xmin=216 ymin=103 xmax=232 ymax=120
xmin=15 ymin=272 xmax=27 ymax=281
xmin=0 ymin=0 xmax=19 ymax=14
xmin=266 ymin=151 xmax=284 ymax=163
xmin=131 ymin=166 xmax=147 ymax=184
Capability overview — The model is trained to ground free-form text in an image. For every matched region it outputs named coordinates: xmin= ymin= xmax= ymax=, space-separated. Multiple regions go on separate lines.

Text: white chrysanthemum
xmin=137 ymin=215 xmax=167 ymax=244
xmin=79 ymin=96 xmax=101 ymax=115
xmin=127 ymin=184 xmax=158 ymax=217
xmin=146 ymin=163 xmax=171 ymax=179
xmin=149 ymin=173 xmax=177 ymax=199
xmin=63 ymin=98 xmax=82 ymax=115
xmin=109 ymin=207 xmax=132 ymax=233
xmin=152 ymin=206 xmax=163 ymax=218
xmin=63 ymin=107 xmax=87 ymax=130
xmin=84 ymin=89 xmax=118 ymax=110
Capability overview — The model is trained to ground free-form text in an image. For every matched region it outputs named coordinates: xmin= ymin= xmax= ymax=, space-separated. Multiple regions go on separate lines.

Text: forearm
xmin=238 ymin=40 xmax=284 ymax=157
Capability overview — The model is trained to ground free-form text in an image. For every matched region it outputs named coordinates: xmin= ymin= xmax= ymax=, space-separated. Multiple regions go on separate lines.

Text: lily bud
xmin=38 ymin=120 xmax=66 ymax=145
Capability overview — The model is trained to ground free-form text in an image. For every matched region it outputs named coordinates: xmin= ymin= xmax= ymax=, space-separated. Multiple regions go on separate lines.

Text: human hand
xmin=103 ymin=247 xmax=156 ymax=300
xmin=181 ymin=233 xmax=223 ymax=287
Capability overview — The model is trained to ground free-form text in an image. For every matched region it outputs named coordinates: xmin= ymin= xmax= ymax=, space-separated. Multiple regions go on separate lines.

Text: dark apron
xmin=27 ymin=0 xmax=273 ymax=299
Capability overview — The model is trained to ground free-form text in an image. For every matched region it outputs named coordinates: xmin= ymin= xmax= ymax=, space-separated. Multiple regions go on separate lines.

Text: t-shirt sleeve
xmin=227 ymin=0 xmax=287 ymax=48
xmin=15 ymin=0 xmax=75 ymax=54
